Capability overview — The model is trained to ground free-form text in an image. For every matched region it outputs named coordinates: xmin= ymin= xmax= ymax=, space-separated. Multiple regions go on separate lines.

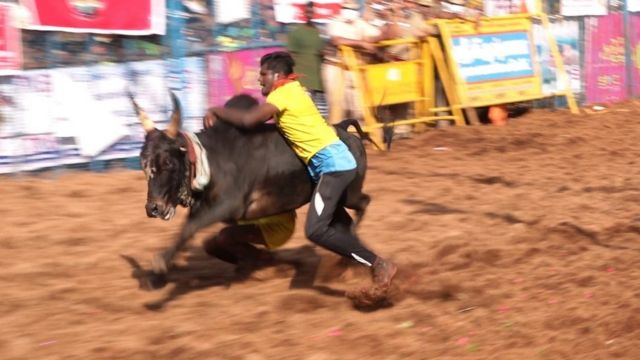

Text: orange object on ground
xmin=488 ymin=105 xmax=508 ymax=126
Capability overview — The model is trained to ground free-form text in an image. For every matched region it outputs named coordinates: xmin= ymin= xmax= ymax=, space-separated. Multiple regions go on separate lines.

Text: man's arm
xmin=204 ymin=103 xmax=279 ymax=129
xmin=330 ymin=35 xmax=377 ymax=53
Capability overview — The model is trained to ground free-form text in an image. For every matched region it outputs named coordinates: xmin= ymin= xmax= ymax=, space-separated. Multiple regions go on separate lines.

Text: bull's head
xmin=130 ymin=92 xmax=192 ymax=220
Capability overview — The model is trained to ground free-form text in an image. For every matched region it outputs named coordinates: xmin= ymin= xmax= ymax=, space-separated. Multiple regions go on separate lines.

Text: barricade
xmin=339 ymin=11 xmax=581 ymax=146
xmin=340 ymin=38 xmax=466 ymax=145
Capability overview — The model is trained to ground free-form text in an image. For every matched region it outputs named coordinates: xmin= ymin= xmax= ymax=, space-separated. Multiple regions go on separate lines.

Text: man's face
xmin=304 ymin=5 xmax=314 ymax=22
xmin=259 ymin=64 xmax=276 ymax=96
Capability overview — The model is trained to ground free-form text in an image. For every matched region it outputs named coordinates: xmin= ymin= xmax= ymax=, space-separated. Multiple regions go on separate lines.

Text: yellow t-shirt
xmin=266 ymin=81 xmax=338 ymax=163
xmin=238 ymin=211 xmax=296 ymax=249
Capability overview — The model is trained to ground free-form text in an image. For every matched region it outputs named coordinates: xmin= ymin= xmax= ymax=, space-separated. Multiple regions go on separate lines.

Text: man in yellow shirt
xmin=204 ymin=51 xmax=397 ymax=292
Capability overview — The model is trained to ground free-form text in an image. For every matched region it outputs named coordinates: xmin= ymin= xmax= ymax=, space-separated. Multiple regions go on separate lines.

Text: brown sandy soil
xmin=2 ymin=102 xmax=640 ymax=359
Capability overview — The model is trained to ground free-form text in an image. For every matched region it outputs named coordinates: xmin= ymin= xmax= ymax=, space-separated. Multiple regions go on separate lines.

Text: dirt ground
xmin=2 ymin=102 xmax=640 ymax=359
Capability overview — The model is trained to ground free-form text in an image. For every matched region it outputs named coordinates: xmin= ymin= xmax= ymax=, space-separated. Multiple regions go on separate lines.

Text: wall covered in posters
xmin=0 ymin=57 xmax=207 ymax=174
xmin=584 ymin=13 xmax=626 ymax=104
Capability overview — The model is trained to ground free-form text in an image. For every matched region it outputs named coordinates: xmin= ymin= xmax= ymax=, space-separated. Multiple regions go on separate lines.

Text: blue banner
xmin=451 ymin=31 xmax=535 ymax=83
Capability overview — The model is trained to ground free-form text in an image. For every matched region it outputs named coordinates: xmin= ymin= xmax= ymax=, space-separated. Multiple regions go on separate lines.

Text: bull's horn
xmin=128 ymin=91 xmax=155 ymax=133
xmin=165 ymin=91 xmax=182 ymax=139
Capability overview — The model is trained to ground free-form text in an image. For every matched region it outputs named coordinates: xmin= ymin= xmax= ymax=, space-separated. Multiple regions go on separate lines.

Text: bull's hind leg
xmin=345 ymin=192 xmax=371 ymax=228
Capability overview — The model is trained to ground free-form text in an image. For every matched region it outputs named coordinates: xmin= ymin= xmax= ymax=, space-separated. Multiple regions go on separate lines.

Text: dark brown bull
xmin=131 ymin=93 xmax=373 ymax=276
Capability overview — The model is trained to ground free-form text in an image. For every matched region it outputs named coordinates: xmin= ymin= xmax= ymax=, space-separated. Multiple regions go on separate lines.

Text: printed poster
xmin=584 ymin=13 xmax=626 ymax=104
xmin=533 ymin=20 xmax=581 ymax=95
xmin=631 ymin=14 xmax=640 ymax=97
xmin=561 ymin=0 xmax=608 ymax=16
xmin=439 ymin=17 xmax=542 ymax=107
xmin=207 ymin=47 xmax=285 ymax=107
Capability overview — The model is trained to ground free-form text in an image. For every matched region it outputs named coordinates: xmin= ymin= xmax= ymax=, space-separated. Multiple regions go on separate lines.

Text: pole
xmin=623 ymin=0 xmax=633 ymax=99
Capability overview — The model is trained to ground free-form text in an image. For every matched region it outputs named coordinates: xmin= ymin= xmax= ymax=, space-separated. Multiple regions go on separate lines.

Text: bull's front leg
xmin=151 ymin=202 xmax=239 ymax=274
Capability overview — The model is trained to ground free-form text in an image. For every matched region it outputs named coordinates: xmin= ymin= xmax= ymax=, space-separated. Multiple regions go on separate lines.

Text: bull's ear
xmin=128 ymin=91 xmax=155 ymax=133
xmin=166 ymin=91 xmax=182 ymax=139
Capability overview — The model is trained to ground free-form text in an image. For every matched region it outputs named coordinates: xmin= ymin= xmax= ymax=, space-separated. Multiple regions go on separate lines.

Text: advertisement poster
xmin=631 ymin=14 xmax=640 ymax=97
xmin=207 ymin=47 xmax=285 ymax=107
xmin=440 ymin=18 xmax=542 ymax=106
xmin=533 ymin=20 xmax=581 ymax=95
xmin=0 ymin=4 xmax=22 ymax=75
xmin=561 ymin=0 xmax=607 ymax=16
xmin=584 ymin=14 xmax=626 ymax=104
xmin=20 ymin=0 xmax=166 ymax=34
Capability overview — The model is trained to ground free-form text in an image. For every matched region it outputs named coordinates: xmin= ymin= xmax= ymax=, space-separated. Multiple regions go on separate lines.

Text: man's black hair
xmin=224 ymin=94 xmax=259 ymax=110
xmin=260 ymin=51 xmax=295 ymax=76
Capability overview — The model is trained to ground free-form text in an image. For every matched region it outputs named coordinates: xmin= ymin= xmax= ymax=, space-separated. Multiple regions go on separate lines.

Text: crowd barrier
xmin=0 ymin=46 xmax=287 ymax=175
xmin=1 ymin=6 xmax=639 ymax=173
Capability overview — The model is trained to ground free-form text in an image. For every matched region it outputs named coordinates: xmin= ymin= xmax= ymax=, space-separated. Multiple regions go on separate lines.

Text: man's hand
xmin=361 ymin=42 xmax=378 ymax=53
xmin=203 ymin=108 xmax=219 ymax=129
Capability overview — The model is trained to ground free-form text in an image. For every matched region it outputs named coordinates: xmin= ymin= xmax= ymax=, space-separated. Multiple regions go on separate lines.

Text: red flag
xmin=19 ymin=0 xmax=165 ymax=34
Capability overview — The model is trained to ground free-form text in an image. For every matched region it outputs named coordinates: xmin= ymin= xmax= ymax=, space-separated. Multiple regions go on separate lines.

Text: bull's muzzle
xmin=146 ymin=202 xmax=160 ymax=218
xmin=145 ymin=202 xmax=176 ymax=221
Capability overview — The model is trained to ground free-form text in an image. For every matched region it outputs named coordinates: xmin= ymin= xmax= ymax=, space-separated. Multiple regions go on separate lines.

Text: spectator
xmin=379 ymin=0 xmax=442 ymax=139
xmin=287 ymin=1 xmax=328 ymax=119
xmin=323 ymin=0 xmax=381 ymax=124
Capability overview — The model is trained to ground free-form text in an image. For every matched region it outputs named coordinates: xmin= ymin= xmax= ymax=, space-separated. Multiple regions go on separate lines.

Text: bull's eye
xmin=163 ymin=158 xmax=174 ymax=170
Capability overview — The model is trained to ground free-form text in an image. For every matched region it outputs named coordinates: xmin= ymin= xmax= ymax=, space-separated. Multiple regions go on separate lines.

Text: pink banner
xmin=631 ymin=14 xmax=640 ymax=97
xmin=207 ymin=47 xmax=285 ymax=107
xmin=0 ymin=4 xmax=22 ymax=75
xmin=585 ymin=13 xmax=626 ymax=104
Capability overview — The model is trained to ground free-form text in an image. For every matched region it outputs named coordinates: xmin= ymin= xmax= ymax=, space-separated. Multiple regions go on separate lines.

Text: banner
xmin=533 ymin=20 xmax=581 ymax=95
xmin=438 ymin=18 xmax=542 ymax=107
xmin=215 ymin=0 xmax=250 ymax=24
xmin=483 ymin=0 xmax=537 ymax=16
xmin=632 ymin=14 xmax=640 ymax=97
xmin=207 ymin=47 xmax=285 ymax=107
xmin=561 ymin=0 xmax=607 ymax=16
xmin=273 ymin=0 xmax=341 ymax=24
xmin=19 ymin=0 xmax=166 ymax=34
xmin=584 ymin=14 xmax=626 ymax=104
xmin=0 ymin=4 xmax=22 ymax=75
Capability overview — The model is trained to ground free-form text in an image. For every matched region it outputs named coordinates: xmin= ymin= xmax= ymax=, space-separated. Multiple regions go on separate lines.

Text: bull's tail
xmin=334 ymin=118 xmax=382 ymax=151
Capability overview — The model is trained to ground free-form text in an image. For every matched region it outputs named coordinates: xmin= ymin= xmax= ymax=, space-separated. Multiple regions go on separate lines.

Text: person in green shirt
xmin=287 ymin=1 xmax=327 ymax=118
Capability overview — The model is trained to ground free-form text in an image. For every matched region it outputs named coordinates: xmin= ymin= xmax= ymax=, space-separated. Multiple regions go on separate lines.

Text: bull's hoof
xmin=141 ymin=273 xmax=168 ymax=291
xmin=151 ymin=253 xmax=169 ymax=274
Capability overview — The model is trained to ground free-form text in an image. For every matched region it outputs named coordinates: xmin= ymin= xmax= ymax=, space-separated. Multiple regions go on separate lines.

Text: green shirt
xmin=287 ymin=24 xmax=325 ymax=92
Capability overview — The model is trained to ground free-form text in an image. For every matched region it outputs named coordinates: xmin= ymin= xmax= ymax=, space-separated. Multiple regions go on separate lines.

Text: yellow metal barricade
xmin=338 ymin=8 xmax=579 ymax=148
xmin=340 ymin=38 xmax=466 ymax=146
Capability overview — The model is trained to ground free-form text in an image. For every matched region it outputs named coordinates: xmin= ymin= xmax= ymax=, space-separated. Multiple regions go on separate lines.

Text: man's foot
xmin=371 ymin=257 xmax=397 ymax=289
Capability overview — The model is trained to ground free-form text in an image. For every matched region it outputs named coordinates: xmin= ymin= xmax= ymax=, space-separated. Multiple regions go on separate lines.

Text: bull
xmin=131 ymin=93 xmax=374 ymax=275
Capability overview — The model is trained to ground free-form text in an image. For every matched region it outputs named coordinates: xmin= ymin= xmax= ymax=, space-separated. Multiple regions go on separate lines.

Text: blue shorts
xmin=307 ymin=140 xmax=357 ymax=183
